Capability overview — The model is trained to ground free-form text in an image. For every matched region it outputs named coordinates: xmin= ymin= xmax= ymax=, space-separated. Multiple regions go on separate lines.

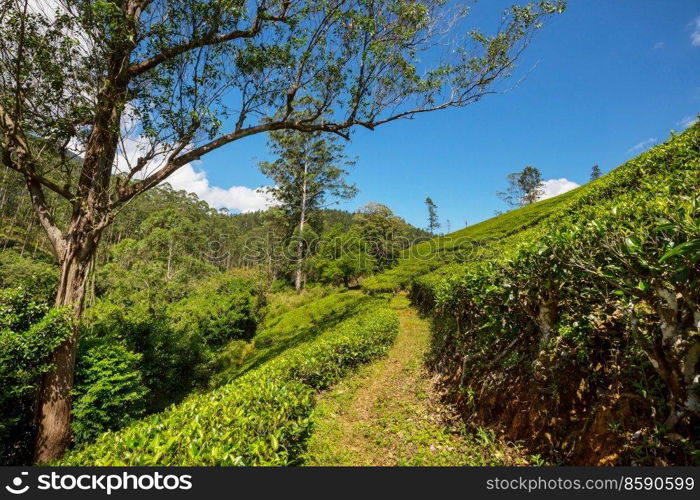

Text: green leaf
xmin=660 ymin=240 xmax=699 ymax=262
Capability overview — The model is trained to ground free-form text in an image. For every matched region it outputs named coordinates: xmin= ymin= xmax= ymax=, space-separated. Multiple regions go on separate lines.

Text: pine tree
xmin=425 ymin=197 xmax=440 ymax=235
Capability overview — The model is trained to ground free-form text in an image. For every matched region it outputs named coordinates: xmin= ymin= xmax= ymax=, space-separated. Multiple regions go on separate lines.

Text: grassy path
xmin=304 ymin=295 xmax=528 ymax=466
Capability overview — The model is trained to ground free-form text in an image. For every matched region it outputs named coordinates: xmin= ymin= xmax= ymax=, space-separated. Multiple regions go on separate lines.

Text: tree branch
xmin=126 ymin=2 xmax=290 ymax=80
xmin=24 ymin=174 xmax=66 ymax=258
xmin=0 ymin=103 xmax=76 ymax=200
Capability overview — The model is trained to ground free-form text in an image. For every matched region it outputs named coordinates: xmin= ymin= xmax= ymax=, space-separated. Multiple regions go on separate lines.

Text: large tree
xmin=0 ymin=0 xmax=565 ymax=461
xmin=259 ymin=129 xmax=357 ymax=292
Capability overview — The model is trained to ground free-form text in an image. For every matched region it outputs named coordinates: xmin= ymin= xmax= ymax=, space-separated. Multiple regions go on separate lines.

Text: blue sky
xmin=168 ymin=0 xmax=700 ymax=231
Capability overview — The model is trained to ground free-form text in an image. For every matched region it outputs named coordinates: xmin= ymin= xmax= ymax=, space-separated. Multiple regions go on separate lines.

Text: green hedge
xmin=211 ymin=290 xmax=381 ymax=385
xmin=60 ymin=307 xmax=399 ymax=466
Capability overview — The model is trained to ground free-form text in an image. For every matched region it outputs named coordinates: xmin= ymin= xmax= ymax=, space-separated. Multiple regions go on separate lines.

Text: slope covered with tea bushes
xmin=389 ymin=124 xmax=699 ymax=464
xmin=362 ymin=183 xmax=585 ymax=294
xmin=211 ymin=289 xmax=383 ymax=386
xmin=60 ymin=305 xmax=398 ymax=465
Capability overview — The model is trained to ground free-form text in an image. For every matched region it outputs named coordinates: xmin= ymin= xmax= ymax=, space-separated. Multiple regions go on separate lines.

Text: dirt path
xmin=304 ymin=295 xmax=528 ymax=466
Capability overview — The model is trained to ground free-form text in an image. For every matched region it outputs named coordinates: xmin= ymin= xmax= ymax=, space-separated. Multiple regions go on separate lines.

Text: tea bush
xmin=410 ymin=123 xmax=700 ymax=463
xmin=60 ymin=307 xmax=399 ymax=465
xmin=211 ymin=290 xmax=382 ymax=385
xmin=362 ymin=181 xmax=585 ymax=294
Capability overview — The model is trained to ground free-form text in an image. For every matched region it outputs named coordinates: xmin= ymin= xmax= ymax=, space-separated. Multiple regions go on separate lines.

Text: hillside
xmin=363 ymin=179 xmax=588 ymax=294
xmin=369 ymin=123 xmax=700 ymax=464
xmin=51 ymin=123 xmax=698 ymax=467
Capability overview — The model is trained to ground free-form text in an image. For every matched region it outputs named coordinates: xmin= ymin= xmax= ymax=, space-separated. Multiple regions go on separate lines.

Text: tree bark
xmin=33 ymin=235 xmax=96 ymax=463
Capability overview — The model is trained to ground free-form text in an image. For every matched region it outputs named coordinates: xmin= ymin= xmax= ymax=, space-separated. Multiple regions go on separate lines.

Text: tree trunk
xmin=294 ymin=162 xmax=308 ymax=293
xmin=167 ymin=239 xmax=173 ymax=280
xmin=34 ymin=239 xmax=95 ymax=463
xmin=294 ymin=230 xmax=304 ymax=292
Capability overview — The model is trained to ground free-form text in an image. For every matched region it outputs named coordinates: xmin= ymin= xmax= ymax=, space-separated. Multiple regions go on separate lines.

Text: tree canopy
xmin=497 ymin=165 xmax=544 ymax=208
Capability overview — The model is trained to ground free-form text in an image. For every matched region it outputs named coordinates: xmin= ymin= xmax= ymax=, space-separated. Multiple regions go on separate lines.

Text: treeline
xmin=1 ymin=166 xmax=427 ymax=292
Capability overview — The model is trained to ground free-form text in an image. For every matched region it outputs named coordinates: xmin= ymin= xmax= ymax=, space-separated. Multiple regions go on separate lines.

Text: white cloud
xmin=677 ymin=115 xmax=698 ymax=130
xmin=627 ymin=137 xmax=657 ymax=154
xmin=692 ymin=16 xmax=700 ymax=46
xmin=108 ymin=106 xmax=274 ymax=213
xmin=165 ymin=164 xmax=275 ymax=213
xmin=653 ymin=41 xmax=665 ymax=50
xmin=537 ymin=178 xmax=580 ymax=201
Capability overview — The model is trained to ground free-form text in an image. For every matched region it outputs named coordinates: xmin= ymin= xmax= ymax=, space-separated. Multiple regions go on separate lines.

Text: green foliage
xmin=362 ymin=185 xmax=584 ymax=293
xmin=305 ymin=203 xmax=429 ymax=289
xmin=82 ymin=301 xmax=205 ymax=412
xmin=99 ymin=208 xmax=216 ymax=304
xmin=72 ymin=341 xmax=147 ymax=445
xmin=60 ymin=307 xmax=399 ymax=466
xmin=167 ymin=273 xmax=265 ymax=346
xmin=0 ymin=250 xmax=58 ymax=304
xmin=84 ymin=271 xmax=265 ymax=412
xmin=308 ymin=228 xmax=375 ymax=287
xmin=408 ymin=123 xmax=700 ymax=463
xmin=354 ymin=203 xmax=426 ymax=270
xmin=497 ymin=165 xmax=544 ymax=208
xmin=0 ymin=286 xmax=50 ymax=332
xmin=0 ymin=298 xmax=71 ymax=464
xmin=260 ymin=129 xmax=357 ymax=225
xmin=425 ymin=197 xmax=440 ymax=234
xmin=212 ymin=290 xmax=383 ymax=385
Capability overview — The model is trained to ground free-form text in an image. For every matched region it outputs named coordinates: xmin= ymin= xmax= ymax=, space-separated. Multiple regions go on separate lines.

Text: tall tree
xmin=0 ymin=0 xmax=564 ymax=461
xmin=260 ymin=129 xmax=357 ymax=292
xmin=425 ymin=197 xmax=440 ymax=235
xmin=497 ymin=166 xmax=544 ymax=208
xmin=590 ymin=164 xmax=601 ymax=181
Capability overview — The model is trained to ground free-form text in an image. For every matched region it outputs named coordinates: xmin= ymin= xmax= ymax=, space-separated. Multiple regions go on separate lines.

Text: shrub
xmin=72 ymin=341 xmax=147 ymax=445
xmin=82 ymin=272 xmax=265 ymax=412
xmin=82 ymin=301 xmax=205 ymax=412
xmin=0 ymin=301 xmax=72 ymax=465
xmin=0 ymin=250 xmax=58 ymax=304
xmin=167 ymin=273 xmax=265 ymax=346
xmin=60 ymin=307 xmax=399 ymax=466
